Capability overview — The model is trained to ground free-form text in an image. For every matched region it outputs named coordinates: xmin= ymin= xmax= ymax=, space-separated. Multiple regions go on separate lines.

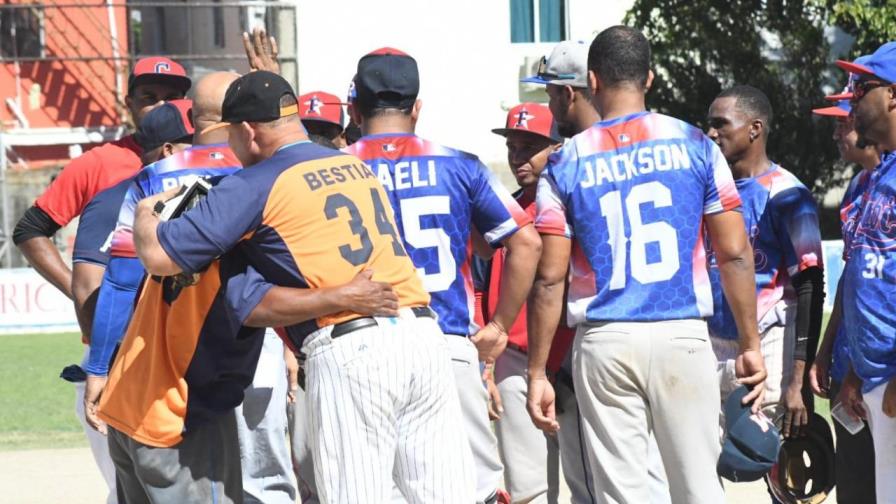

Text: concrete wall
xmin=0 ymin=1 xmax=128 ymax=131
xmin=294 ymin=0 xmax=634 ymax=170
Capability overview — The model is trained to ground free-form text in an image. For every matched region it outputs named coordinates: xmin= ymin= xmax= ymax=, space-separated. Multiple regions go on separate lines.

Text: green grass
xmin=0 ymin=332 xmax=87 ymax=450
xmin=813 ymin=312 xmax=832 ymax=423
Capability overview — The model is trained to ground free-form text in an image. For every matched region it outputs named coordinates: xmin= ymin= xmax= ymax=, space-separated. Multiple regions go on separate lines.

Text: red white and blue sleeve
xmin=468 ymin=160 xmax=532 ymax=246
xmin=702 ymin=139 xmax=742 ymax=215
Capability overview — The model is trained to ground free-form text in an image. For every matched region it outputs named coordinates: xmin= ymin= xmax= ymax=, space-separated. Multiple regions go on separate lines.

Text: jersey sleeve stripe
xmin=483 ymin=217 xmax=525 ymax=245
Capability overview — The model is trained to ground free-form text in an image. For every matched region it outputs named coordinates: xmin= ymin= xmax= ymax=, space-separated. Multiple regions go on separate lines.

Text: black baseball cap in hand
xmin=201 ymin=71 xmax=298 ymax=134
xmin=354 ymin=47 xmax=419 ymax=112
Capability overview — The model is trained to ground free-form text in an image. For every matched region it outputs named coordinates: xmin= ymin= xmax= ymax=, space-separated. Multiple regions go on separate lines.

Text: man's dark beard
xmin=856 ymin=137 xmax=876 ymax=149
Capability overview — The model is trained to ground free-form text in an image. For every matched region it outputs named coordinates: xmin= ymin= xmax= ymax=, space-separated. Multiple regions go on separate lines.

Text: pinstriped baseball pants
xmin=302 ymin=309 xmax=476 ymax=503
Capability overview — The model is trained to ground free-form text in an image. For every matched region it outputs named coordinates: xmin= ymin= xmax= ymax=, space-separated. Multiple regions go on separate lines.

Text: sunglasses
xmin=534 ymin=56 xmax=577 ymax=81
xmin=852 ymin=79 xmax=896 ymax=101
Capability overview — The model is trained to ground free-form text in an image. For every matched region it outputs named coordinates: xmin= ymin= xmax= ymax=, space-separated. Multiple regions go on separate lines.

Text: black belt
xmin=330 ymin=306 xmax=435 ymax=338
xmin=507 ymin=342 xmax=526 ymax=353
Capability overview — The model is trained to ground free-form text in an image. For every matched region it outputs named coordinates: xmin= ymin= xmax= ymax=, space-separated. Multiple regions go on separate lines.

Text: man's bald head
xmin=191 ymin=71 xmax=240 ymax=138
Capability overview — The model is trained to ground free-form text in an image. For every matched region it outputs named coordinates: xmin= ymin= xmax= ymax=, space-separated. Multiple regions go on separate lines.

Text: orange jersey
xmin=97 ymin=256 xmax=270 ymax=447
xmin=156 ymin=141 xmax=429 ymax=346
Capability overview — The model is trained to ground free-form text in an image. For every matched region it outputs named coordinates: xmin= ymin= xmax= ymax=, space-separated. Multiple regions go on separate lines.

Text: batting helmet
xmin=764 ymin=412 xmax=835 ymax=504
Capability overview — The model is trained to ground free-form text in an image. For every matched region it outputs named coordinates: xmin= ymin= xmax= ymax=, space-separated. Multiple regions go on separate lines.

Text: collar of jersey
xmin=594 ymin=110 xmax=650 ymax=128
xmin=275 ymin=140 xmax=311 ymax=153
xmin=746 ymin=163 xmax=779 ymax=182
xmin=360 ymin=132 xmax=416 ymax=140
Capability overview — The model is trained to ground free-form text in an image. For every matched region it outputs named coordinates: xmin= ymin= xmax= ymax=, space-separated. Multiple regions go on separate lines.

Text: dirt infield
xmin=1 ymin=445 xmax=830 ymax=503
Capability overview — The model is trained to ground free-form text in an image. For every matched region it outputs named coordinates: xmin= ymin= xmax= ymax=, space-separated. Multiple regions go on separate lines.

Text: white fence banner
xmin=0 ymin=240 xmax=846 ymax=334
xmin=0 ymin=268 xmax=79 ymax=334
xmin=822 ymin=240 xmax=844 ymax=311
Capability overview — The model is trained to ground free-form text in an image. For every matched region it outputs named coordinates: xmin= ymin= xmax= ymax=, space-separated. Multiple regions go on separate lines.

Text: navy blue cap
xmin=135 ymin=99 xmax=194 ymax=152
xmin=717 ymin=386 xmax=781 ymax=482
xmin=354 ymin=47 xmax=419 ymax=112
xmin=837 ymin=42 xmax=896 ymax=83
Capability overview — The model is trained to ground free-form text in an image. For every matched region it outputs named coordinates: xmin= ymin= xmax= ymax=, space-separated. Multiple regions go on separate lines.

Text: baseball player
xmin=130 ymin=70 xmax=475 ymax=503
xmin=705 ymin=85 xmax=825 ymax=441
xmin=83 ymin=98 xmax=208 ymax=429
xmin=810 ymin=58 xmax=880 ymax=503
xmin=298 ymin=91 xmax=347 ymax=148
xmin=520 ymin=40 xmax=670 ymax=504
xmin=526 ymin=26 xmax=766 ymax=504
xmin=84 ymin=75 xmax=299 ymax=503
xmin=345 ymin=48 xmax=542 ymax=504
xmin=10 ymin=56 xmax=190 ymax=504
xmin=95 ymin=222 xmax=398 ymax=503
xmin=834 ymin=41 xmax=896 ymax=503
xmin=478 ymin=103 xmax=566 ymax=503
xmin=522 ymin=40 xmax=599 ymax=138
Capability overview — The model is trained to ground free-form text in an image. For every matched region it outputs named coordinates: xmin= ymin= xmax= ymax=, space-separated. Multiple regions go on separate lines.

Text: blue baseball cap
xmin=827 ymin=55 xmax=873 ymax=101
xmin=837 ymin=43 xmax=896 ymax=83
xmin=717 ymin=386 xmax=781 ymax=482
xmin=135 ymin=99 xmax=194 ymax=152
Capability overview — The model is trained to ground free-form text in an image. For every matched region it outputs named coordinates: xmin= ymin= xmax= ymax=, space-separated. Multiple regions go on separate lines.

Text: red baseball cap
xmin=492 ymin=103 xmax=561 ymax=142
xmin=298 ymin=91 xmax=346 ymax=129
xmin=128 ymin=56 xmax=191 ymax=95
xmin=811 ymin=101 xmax=850 ymax=118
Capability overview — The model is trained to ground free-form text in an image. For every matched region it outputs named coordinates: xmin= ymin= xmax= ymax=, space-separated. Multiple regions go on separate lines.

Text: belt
xmin=330 ymin=306 xmax=435 ymax=339
xmin=507 ymin=342 xmax=527 ymax=353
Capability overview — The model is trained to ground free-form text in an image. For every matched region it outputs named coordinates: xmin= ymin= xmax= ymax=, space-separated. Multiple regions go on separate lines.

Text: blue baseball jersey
xmin=86 ymin=145 xmax=242 ymax=376
xmin=831 ymin=168 xmax=874 ymax=382
xmin=109 ymin=145 xmax=241 ymax=258
xmin=72 ymin=177 xmax=133 ymax=267
xmin=707 ymin=165 xmax=823 ymax=340
xmin=535 ymin=111 xmax=741 ymax=324
xmin=842 ymin=154 xmax=896 ymax=392
xmin=346 ymin=133 xmax=531 ymax=336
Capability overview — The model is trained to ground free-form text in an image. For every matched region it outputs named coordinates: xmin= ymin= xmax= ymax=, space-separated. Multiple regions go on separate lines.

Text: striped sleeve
xmin=469 ymin=160 xmax=532 ymax=246
xmin=534 ymin=171 xmax=572 ymax=238
xmin=702 ymin=139 xmax=741 ymax=215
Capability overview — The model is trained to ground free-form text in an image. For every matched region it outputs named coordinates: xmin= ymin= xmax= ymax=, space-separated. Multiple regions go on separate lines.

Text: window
xmin=213 ymin=0 xmax=225 ymax=48
xmin=510 ymin=0 xmax=566 ymax=44
xmin=0 ymin=5 xmax=44 ymax=59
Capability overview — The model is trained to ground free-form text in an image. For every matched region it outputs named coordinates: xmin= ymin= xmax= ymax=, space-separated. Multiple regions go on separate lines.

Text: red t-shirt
xmin=35 ymin=135 xmax=143 ymax=226
xmin=477 ymin=191 xmax=575 ymax=373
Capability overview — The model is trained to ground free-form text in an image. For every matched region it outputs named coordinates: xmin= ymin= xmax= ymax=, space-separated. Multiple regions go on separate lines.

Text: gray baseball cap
xmin=521 ymin=40 xmax=589 ymax=88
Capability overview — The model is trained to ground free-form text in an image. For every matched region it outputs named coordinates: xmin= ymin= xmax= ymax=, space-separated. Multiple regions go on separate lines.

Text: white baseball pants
xmin=863 ymin=382 xmax=896 ymax=504
xmin=235 ymin=330 xmax=296 ymax=504
xmin=573 ymin=319 xmax=724 ymax=504
xmin=76 ymin=348 xmax=117 ymax=504
xmin=445 ymin=335 xmax=505 ymax=503
xmin=302 ymin=309 xmax=475 ymax=503
xmin=713 ymin=301 xmax=794 ymax=421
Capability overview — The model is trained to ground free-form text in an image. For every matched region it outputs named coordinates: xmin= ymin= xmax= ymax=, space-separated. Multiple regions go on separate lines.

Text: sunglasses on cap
xmin=852 ymin=78 xmax=896 ymax=101
xmin=534 ymin=56 xmax=577 ymax=81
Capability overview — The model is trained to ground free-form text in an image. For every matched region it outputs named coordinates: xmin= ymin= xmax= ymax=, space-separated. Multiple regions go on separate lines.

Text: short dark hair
xmin=588 ymin=25 xmax=651 ymax=89
xmin=259 ymin=93 xmax=301 ymax=129
xmin=360 ymin=105 xmax=413 ymax=119
xmin=308 ymin=133 xmax=338 ymax=149
xmin=717 ymin=85 xmax=774 ymax=132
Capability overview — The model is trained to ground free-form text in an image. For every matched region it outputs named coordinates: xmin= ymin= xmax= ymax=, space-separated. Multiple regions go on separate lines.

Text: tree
xmin=624 ymin=0 xmax=842 ymax=196
xmin=827 ymin=0 xmax=896 ymax=55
